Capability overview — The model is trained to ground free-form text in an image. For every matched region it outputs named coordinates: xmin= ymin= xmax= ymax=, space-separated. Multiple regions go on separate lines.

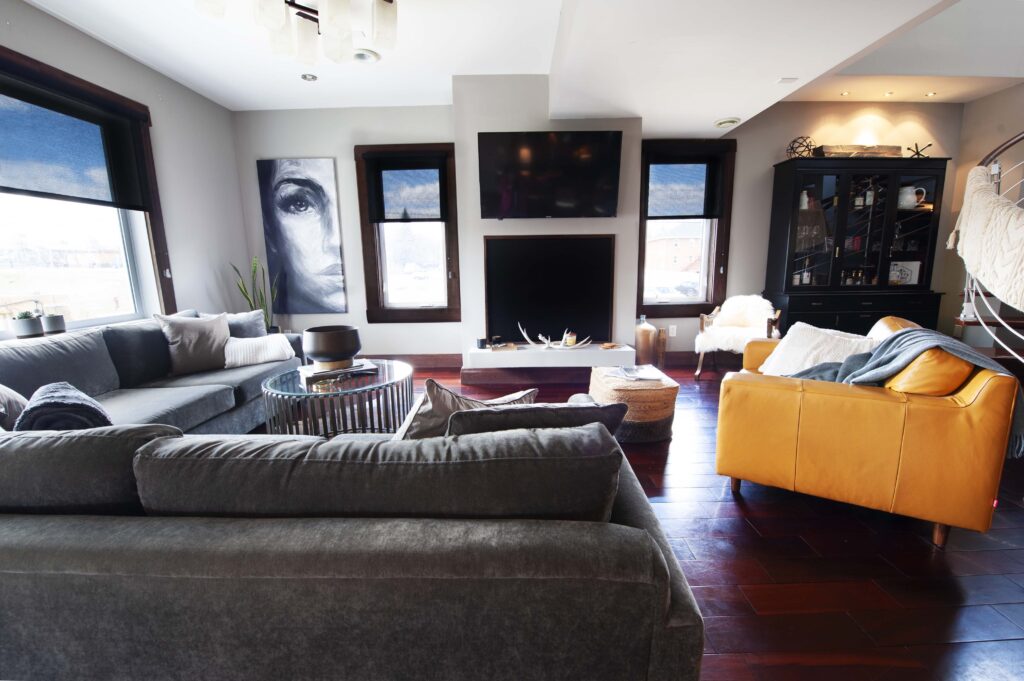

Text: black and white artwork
xmin=257 ymin=158 xmax=347 ymax=313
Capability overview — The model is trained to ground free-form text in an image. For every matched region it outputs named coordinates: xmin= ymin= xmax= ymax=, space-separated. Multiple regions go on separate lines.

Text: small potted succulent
xmin=11 ymin=311 xmax=44 ymax=339
xmin=41 ymin=313 xmax=66 ymax=335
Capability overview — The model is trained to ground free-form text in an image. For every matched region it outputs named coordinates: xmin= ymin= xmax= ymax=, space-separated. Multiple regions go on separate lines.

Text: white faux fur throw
xmin=949 ymin=165 xmax=1024 ymax=310
xmin=224 ymin=334 xmax=295 ymax=368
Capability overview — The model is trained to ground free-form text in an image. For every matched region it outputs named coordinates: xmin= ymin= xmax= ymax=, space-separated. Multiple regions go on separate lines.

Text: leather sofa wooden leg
xmin=730 ymin=477 xmax=742 ymax=495
xmin=931 ymin=522 xmax=950 ymax=549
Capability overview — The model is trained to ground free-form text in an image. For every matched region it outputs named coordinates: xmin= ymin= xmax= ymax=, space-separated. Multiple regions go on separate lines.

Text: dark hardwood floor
xmin=419 ymin=367 xmax=1024 ymax=681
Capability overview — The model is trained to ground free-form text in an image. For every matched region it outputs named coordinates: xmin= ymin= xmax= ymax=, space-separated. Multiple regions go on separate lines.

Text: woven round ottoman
xmin=588 ymin=367 xmax=679 ymax=443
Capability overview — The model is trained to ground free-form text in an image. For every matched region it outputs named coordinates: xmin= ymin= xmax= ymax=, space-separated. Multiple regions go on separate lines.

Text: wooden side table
xmin=588 ymin=366 xmax=679 ymax=443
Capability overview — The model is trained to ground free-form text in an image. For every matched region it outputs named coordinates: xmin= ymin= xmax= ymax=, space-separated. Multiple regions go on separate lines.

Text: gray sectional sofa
xmin=0 ymin=317 xmax=300 ymax=434
xmin=0 ymin=423 xmax=704 ymax=681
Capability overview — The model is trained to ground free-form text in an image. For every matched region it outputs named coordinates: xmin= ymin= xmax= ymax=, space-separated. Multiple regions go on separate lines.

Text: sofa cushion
xmin=155 ymin=313 xmax=230 ymax=375
xmin=758 ymin=322 xmax=878 ymax=377
xmin=884 ymin=347 xmax=975 ymax=396
xmin=0 ymin=329 xmax=119 ymax=398
xmin=446 ymin=402 xmax=628 ymax=437
xmin=141 ymin=358 xmax=300 ymax=405
xmin=399 ymin=379 xmax=538 ymax=440
xmin=134 ymin=423 xmax=622 ymax=521
xmin=96 ymin=386 xmax=235 ymax=431
xmin=0 ymin=424 xmax=181 ymax=514
xmin=0 ymin=383 xmax=27 ymax=431
xmin=102 ymin=320 xmax=173 ymax=388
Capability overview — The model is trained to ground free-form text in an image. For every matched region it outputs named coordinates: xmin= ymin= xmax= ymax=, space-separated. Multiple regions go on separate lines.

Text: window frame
xmin=636 ymin=138 xmax=736 ymax=318
xmin=0 ymin=44 xmax=176 ymax=316
xmin=354 ymin=143 xmax=461 ymax=324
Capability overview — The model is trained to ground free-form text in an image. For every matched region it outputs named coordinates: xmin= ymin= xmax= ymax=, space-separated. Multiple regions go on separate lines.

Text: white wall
xmin=1 ymin=0 xmax=249 ymax=313
xmin=231 ymin=105 xmax=461 ymax=354
xmin=452 ymin=75 xmax=642 ymax=362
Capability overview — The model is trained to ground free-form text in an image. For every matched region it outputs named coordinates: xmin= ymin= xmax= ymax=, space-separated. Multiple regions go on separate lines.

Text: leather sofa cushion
xmin=884 ymin=347 xmax=975 ymax=396
xmin=134 ymin=423 xmax=622 ymax=521
xmin=0 ymin=424 xmax=182 ymax=514
xmin=96 ymin=386 xmax=236 ymax=431
xmin=141 ymin=358 xmax=300 ymax=405
xmin=447 ymin=402 xmax=628 ymax=437
xmin=0 ymin=329 xmax=120 ymax=398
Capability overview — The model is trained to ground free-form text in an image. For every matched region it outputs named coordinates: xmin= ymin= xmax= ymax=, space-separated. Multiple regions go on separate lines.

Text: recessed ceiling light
xmin=354 ymin=48 xmax=381 ymax=63
xmin=840 ymin=91 xmax=850 ymax=97
xmin=713 ymin=117 xmax=741 ymax=129
xmin=777 ymin=77 xmax=799 ymax=84
xmin=300 ymin=73 xmax=318 ymax=82
xmin=925 ymin=91 xmax=937 ymax=97
xmin=884 ymin=91 xmax=894 ymax=97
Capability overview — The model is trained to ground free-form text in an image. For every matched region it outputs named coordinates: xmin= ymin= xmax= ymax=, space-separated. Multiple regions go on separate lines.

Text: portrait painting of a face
xmin=257 ymin=158 xmax=347 ymax=313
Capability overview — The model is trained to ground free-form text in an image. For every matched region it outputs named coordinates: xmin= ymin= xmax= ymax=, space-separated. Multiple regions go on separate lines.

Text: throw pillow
xmin=759 ymin=322 xmax=879 ymax=377
xmin=446 ymin=402 xmax=628 ymax=437
xmin=201 ymin=310 xmax=267 ymax=338
xmin=224 ymin=335 xmax=295 ymax=368
xmin=155 ymin=313 xmax=230 ymax=375
xmin=399 ymin=379 xmax=538 ymax=440
xmin=0 ymin=383 xmax=28 ymax=431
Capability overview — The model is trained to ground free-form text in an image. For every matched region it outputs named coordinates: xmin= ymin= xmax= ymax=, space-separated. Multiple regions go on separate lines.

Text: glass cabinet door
xmin=789 ymin=174 xmax=838 ymax=289
xmin=888 ymin=174 xmax=937 ymax=287
xmin=839 ymin=174 xmax=887 ymax=287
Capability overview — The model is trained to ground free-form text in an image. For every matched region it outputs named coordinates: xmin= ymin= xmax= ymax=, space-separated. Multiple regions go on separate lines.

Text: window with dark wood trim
xmin=0 ymin=44 xmax=176 ymax=316
xmin=637 ymin=138 xmax=735 ymax=318
xmin=354 ymin=143 xmax=461 ymax=324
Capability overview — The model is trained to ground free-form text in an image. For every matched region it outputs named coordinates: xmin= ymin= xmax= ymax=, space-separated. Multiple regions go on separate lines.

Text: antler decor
xmin=517 ymin=322 xmax=593 ymax=350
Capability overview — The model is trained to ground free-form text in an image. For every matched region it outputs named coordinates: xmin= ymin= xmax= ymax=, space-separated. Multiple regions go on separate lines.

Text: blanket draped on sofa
xmin=14 ymin=382 xmax=113 ymax=431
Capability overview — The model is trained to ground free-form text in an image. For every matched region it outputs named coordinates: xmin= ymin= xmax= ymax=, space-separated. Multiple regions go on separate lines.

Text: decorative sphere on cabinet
xmin=786 ymin=136 xmax=815 ymax=158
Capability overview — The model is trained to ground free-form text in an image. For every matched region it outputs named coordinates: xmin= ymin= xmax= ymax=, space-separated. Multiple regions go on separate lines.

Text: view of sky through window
xmin=381 ymin=168 xmax=441 ymax=219
xmin=0 ymin=93 xmax=112 ymax=202
xmin=647 ymin=163 xmax=707 ymax=217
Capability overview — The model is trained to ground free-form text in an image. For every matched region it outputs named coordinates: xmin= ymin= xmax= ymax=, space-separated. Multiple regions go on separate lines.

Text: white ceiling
xmin=548 ymin=0 xmax=950 ymax=137
xmin=24 ymin=0 xmax=564 ymax=111
xmin=25 ymin=0 xmax=994 ymax=135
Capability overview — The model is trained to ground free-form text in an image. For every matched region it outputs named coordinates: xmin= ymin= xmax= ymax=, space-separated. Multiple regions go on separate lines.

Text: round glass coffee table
xmin=262 ymin=360 xmax=414 ymax=437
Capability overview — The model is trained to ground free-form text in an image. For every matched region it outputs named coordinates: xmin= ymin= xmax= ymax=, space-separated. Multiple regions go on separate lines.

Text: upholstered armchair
xmin=695 ymin=295 xmax=780 ymax=379
xmin=717 ymin=316 xmax=1020 ymax=548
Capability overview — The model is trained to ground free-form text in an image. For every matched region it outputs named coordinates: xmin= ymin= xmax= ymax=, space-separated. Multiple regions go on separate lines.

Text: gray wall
xmin=231 ymin=105 xmax=459 ymax=353
xmin=0 ymin=0 xmax=249 ymax=313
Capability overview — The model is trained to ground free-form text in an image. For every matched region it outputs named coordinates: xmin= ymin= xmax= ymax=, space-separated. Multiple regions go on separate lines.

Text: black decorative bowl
xmin=302 ymin=325 xmax=361 ymax=370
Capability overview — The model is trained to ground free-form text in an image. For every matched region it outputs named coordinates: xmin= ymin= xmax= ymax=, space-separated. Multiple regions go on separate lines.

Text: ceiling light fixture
xmin=777 ymin=77 xmax=799 ymax=84
xmin=244 ymin=0 xmax=397 ymax=66
xmin=884 ymin=91 xmax=895 ymax=97
xmin=840 ymin=91 xmax=850 ymax=97
xmin=925 ymin=91 xmax=937 ymax=97
xmin=714 ymin=117 xmax=741 ymax=129
xmin=301 ymin=73 xmax=318 ymax=81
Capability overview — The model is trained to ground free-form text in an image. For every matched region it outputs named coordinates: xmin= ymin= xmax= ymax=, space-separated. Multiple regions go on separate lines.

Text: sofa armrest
xmin=742 ymin=338 xmax=780 ymax=372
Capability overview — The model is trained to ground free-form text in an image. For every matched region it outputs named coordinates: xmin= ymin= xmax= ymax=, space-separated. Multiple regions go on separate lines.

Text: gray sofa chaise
xmin=0 ymin=317 xmax=300 ymax=434
xmin=0 ymin=423 xmax=704 ymax=681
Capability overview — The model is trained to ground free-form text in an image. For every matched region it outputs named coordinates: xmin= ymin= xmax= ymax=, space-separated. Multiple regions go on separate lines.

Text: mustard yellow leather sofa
xmin=717 ymin=316 xmax=1019 ymax=547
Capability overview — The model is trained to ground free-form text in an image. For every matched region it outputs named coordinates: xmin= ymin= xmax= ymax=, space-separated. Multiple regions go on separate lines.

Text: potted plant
xmin=11 ymin=311 xmax=44 ymax=339
xmin=41 ymin=313 xmax=66 ymax=335
xmin=231 ymin=256 xmax=280 ymax=333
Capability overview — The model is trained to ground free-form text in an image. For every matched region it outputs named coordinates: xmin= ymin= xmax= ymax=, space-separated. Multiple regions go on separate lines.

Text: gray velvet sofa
xmin=0 ymin=423 xmax=704 ymax=681
xmin=0 ymin=317 xmax=300 ymax=434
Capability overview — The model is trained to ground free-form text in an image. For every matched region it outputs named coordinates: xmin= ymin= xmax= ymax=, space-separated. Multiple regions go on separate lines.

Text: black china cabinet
xmin=764 ymin=156 xmax=948 ymax=334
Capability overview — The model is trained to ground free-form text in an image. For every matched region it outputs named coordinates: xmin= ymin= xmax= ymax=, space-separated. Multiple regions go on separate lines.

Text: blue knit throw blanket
xmin=13 ymin=382 xmax=113 ymax=431
xmin=791 ymin=328 xmax=1024 ymax=459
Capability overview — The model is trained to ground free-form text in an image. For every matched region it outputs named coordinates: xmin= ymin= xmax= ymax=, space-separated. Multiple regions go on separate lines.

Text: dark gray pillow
xmin=155 ymin=313 xmax=229 ymax=375
xmin=102 ymin=321 xmax=172 ymax=387
xmin=201 ymin=310 xmax=267 ymax=338
xmin=0 ymin=329 xmax=120 ymax=398
xmin=0 ymin=424 xmax=182 ymax=514
xmin=0 ymin=383 xmax=28 ymax=431
xmin=400 ymin=378 xmax=538 ymax=440
xmin=134 ymin=423 xmax=622 ymax=521
xmin=446 ymin=402 xmax=628 ymax=437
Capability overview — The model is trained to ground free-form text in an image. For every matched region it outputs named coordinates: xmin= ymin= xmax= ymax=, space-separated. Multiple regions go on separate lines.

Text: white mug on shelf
xmin=898 ymin=186 xmax=926 ymax=209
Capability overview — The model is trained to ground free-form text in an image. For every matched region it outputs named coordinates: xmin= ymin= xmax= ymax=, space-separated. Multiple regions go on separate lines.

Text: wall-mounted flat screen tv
xmin=478 ymin=131 xmax=623 ymax=219
xmin=485 ymin=235 xmax=614 ymax=343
